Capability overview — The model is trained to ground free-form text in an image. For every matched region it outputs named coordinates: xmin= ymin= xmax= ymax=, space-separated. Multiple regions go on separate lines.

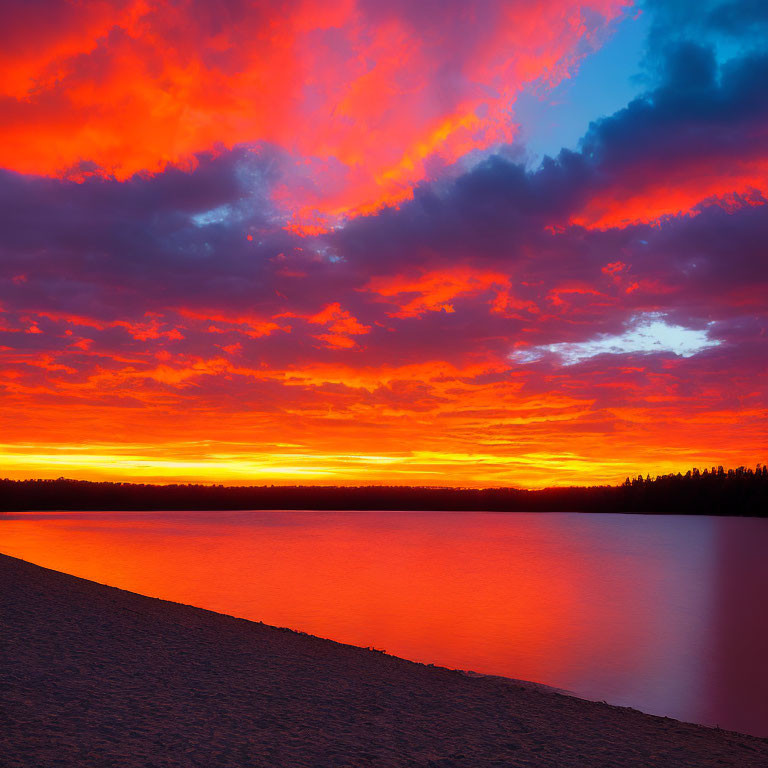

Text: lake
xmin=2 ymin=510 xmax=766 ymax=736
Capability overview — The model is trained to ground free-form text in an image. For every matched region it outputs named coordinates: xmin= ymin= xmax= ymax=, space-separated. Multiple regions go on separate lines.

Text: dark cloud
xmin=0 ymin=1 xmax=766 ymax=405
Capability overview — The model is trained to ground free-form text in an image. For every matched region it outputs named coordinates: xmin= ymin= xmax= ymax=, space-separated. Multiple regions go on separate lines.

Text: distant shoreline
xmin=3 ymin=507 xmax=767 ymax=519
xmin=3 ymin=551 xmax=767 ymax=767
xmin=2 ymin=468 xmax=767 ymax=516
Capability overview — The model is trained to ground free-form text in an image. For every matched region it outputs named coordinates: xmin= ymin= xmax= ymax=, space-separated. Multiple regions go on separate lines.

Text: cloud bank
xmin=0 ymin=0 xmax=765 ymax=486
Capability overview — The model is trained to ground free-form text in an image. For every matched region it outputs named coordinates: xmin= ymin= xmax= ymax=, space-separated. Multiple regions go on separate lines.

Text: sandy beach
xmin=2 ymin=552 xmax=767 ymax=767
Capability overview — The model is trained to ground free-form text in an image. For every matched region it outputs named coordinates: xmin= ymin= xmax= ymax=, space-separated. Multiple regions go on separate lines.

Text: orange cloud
xmin=34 ymin=311 xmax=186 ymax=341
xmin=281 ymin=303 xmax=370 ymax=349
xmin=0 ymin=346 xmax=764 ymax=488
xmin=177 ymin=309 xmax=287 ymax=338
xmin=0 ymin=0 xmax=628 ymax=228
xmin=365 ymin=267 xmax=512 ymax=317
xmin=570 ymin=159 xmax=768 ymax=230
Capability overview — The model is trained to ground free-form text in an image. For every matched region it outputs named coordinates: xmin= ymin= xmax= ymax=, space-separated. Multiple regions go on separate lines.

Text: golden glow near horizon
xmin=1 ymin=1 xmax=766 ymax=486
xmin=0 ymin=439 xmax=755 ymax=489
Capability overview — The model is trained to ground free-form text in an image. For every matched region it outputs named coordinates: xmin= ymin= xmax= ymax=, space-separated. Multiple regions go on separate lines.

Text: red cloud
xmin=283 ymin=303 xmax=371 ymax=349
xmin=177 ymin=309 xmax=287 ymax=338
xmin=571 ymin=162 xmax=768 ymax=230
xmin=365 ymin=267 xmax=512 ymax=318
xmin=0 ymin=0 xmax=627 ymax=228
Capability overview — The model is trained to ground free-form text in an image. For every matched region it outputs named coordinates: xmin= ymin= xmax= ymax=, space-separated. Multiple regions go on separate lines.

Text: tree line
xmin=1 ymin=465 xmax=766 ymax=515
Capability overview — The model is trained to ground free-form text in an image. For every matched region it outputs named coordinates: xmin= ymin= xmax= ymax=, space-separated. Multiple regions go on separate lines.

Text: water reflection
xmin=705 ymin=517 xmax=768 ymax=736
xmin=1 ymin=510 xmax=765 ymax=736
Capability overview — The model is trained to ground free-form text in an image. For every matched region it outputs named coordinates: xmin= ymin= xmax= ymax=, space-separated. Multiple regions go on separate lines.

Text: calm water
xmin=2 ymin=510 xmax=767 ymax=736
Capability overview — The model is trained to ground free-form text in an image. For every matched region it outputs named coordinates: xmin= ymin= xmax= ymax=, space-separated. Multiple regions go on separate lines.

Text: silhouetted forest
xmin=1 ymin=465 xmax=766 ymax=515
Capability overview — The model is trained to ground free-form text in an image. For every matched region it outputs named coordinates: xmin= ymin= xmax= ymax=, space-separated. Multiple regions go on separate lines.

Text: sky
xmin=0 ymin=0 xmax=766 ymax=488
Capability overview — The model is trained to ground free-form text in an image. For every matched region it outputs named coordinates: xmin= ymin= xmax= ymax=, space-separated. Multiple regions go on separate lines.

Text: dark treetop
xmin=1 ymin=465 xmax=766 ymax=515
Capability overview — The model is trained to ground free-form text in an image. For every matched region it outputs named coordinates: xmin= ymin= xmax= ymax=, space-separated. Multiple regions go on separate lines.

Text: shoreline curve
xmin=2 ymin=552 xmax=767 ymax=767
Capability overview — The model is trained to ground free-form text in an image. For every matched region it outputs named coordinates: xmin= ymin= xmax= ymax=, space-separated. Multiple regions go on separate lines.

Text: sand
xmin=2 ymin=553 xmax=767 ymax=768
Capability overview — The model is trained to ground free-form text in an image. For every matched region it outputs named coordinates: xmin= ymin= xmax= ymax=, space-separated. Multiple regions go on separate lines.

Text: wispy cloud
xmin=512 ymin=314 xmax=721 ymax=365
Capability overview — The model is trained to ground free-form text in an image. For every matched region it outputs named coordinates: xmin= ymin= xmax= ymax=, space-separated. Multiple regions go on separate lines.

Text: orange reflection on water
xmin=2 ymin=509 xmax=766 ymax=736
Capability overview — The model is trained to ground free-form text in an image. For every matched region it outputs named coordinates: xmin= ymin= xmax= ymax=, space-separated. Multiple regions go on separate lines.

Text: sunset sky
xmin=1 ymin=0 xmax=766 ymax=487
